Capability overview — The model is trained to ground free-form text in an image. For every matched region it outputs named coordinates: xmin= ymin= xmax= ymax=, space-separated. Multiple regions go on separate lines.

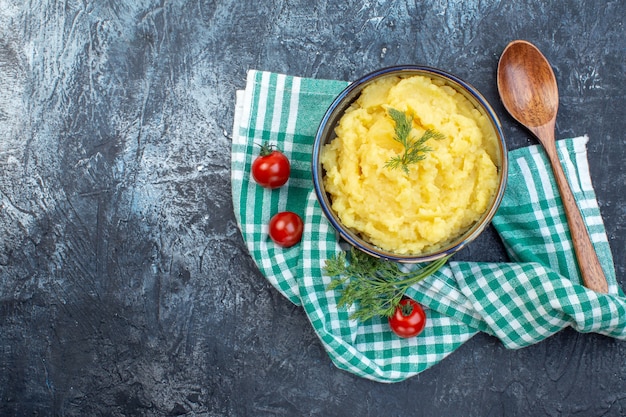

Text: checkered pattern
xmin=231 ymin=70 xmax=625 ymax=383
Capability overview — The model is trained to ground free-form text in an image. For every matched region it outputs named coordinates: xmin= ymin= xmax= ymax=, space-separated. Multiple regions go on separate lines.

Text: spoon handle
xmin=539 ymin=136 xmax=609 ymax=293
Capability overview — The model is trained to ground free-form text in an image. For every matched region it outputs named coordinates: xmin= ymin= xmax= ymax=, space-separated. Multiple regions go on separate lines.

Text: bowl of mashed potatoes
xmin=312 ymin=65 xmax=508 ymax=263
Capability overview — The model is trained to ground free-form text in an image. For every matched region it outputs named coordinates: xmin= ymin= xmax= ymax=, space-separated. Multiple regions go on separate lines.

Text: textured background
xmin=0 ymin=1 xmax=624 ymax=416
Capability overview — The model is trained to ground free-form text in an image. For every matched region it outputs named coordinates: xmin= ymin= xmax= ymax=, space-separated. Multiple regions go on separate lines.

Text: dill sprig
xmin=325 ymin=248 xmax=451 ymax=322
xmin=384 ymin=108 xmax=445 ymax=174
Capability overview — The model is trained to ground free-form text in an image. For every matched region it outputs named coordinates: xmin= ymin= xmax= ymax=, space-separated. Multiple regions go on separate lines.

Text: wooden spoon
xmin=497 ymin=40 xmax=608 ymax=293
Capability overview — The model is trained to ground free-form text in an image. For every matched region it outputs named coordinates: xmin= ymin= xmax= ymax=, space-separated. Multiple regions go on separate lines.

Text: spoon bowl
xmin=497 ymin=40 xmax=608 ymax=293
xmin=497 ymin=40 xmax=559 ymax=129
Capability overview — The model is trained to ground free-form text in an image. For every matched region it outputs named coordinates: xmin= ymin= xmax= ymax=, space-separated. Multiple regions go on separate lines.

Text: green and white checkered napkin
xmin=231 ymin=70 xmax=625 ymax=383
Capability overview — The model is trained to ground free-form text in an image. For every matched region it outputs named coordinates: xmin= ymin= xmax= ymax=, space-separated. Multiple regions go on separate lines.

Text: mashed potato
xmin=320 ymin=75 xmax=500 ymax=255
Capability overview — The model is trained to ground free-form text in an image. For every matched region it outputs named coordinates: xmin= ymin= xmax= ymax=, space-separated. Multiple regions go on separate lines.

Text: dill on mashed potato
xmin=320 ymin=74 xmax=500 ymax=255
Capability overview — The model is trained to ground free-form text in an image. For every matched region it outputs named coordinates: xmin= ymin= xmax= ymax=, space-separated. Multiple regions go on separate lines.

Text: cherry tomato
xmin=388 ymin=298 xmax=427 ymax=338
xmin=251 ymin=143 xmax=290 ymax=189
xmin=268 ymin=211 xmax=303 ymax=247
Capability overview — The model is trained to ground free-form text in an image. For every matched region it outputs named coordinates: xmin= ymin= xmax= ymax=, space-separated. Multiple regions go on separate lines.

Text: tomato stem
xmin=400 ymin=300 xmax=414 ymax=316
xmin=257 ymin=141 xmax=276 ymax=156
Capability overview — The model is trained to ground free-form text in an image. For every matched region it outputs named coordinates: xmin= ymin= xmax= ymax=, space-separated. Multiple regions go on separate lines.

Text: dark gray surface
xmin=1 ymin=1 xmax=624 ymax=416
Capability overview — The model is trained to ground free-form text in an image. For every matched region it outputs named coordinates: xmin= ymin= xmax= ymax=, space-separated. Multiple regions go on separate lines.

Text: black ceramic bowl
xmin=312 ymin=65 xmax=508 ymax=263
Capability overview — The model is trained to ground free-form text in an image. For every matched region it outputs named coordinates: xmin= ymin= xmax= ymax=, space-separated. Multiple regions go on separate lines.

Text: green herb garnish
xmin=325 ymin=248 xmax=451 ymax=322
xmin=385 ymin=108 xmax=445 ymax=174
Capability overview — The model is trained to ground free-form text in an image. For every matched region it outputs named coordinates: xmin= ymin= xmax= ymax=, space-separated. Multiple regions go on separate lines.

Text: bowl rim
xmin=312 ymin=65 xmax=509 ymax=263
